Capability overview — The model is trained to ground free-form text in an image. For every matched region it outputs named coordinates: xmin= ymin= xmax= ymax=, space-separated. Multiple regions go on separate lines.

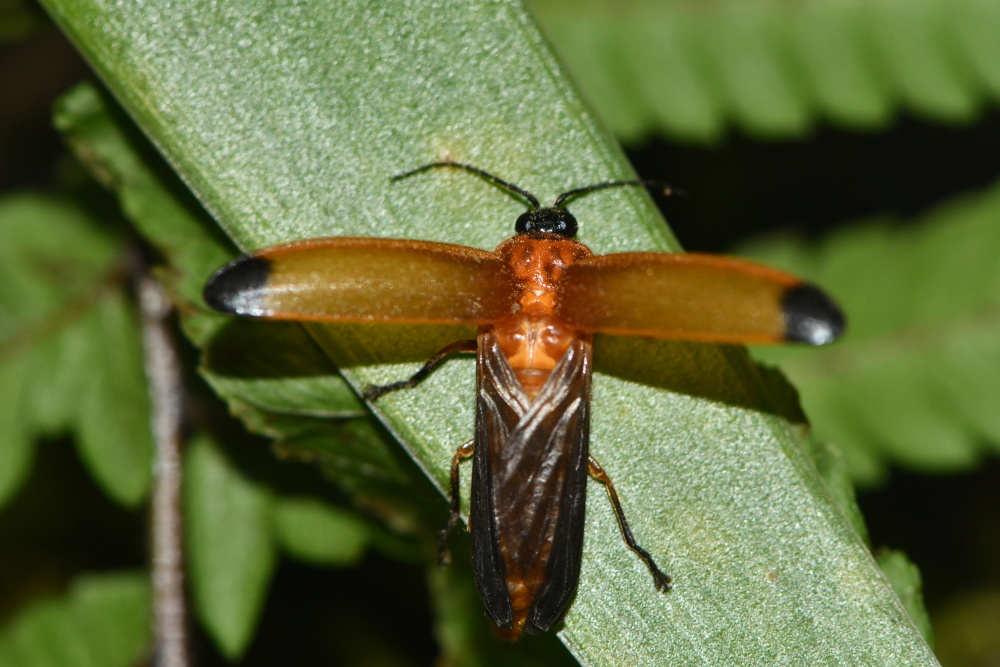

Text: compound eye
xmin=551 ymin=210 xmax=578 ymax=237
xmin=515 ymin=211 xmax=533 ymax=233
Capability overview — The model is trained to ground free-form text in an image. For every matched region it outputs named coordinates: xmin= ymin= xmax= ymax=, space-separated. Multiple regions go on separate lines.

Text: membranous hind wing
xmin=557 ymin=252 xmax=845 ymax=346
xmin=471 ymin=331 xmax=592 ymax=634
xmin=203 ymin=237 xmax=515 ymax=325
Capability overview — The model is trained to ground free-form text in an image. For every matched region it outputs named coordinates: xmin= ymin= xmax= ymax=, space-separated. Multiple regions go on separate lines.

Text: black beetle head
xmin=514 ymin=207 xmax=578 ymax=237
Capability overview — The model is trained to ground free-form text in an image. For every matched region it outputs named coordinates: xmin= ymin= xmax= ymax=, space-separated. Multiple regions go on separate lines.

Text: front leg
xmin=363 ymin=338 xmax=477 ymax=401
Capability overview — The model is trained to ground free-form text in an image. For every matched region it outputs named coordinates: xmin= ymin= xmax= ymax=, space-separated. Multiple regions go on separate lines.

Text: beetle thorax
xmin=492 ymin=234 xmax=591 ymax=399
xmin=496 ymin=233 xmax=591 ymax=296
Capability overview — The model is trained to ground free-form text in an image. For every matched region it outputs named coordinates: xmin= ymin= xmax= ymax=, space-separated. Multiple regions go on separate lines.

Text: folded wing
xmin=471 ymin=332 xmax=592 ymax=635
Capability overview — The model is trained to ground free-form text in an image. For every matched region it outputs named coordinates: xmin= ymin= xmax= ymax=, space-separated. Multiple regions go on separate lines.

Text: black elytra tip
xmin=515 ymin=207 xmax=578 ymax=237
xmin=782 ymin=284 xmax=846 ymax=346
xmin=202 ymin=255 xmax=272 ymax=316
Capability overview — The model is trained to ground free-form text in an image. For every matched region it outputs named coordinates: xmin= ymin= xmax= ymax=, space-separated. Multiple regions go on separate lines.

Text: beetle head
xmin=514 ymin=207 xmax=578 ymax=237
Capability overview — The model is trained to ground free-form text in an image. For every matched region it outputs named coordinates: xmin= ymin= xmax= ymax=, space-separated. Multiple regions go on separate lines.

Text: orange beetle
xmin=204 ymin=161 xmax=844 ymax=637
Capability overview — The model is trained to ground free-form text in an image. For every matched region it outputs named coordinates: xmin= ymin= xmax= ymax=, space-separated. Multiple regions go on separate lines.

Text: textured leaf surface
xmin=532 ymin=0 xmax=998 ymax=142
xmin=0 ymin=572 xmax=151 ymax=667
xmin=42 ymin=0 xmax=937 ymax=664
xmin=746 ymin=179 xmax=1000 ymax=485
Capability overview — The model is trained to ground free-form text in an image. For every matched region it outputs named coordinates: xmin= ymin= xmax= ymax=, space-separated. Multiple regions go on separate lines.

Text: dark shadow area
xmin=593 ymin=335 xmax=806 ymax=423
xmin=204 ymin=319 xmax=343 ymax=379
xmin=0 ymin=22 xmax=90 ymax=189
xmin=204 ymin=318 xmax=475 ymax=381
xmin=206 ymin=318 xmax=807 ymax=426
xmin=0 ymin=439 xmax=146 ymax=626
xmin=628 ymin=112 xmax=1000 ymax=253
xmin=859 ymin=460 xmax=1000 ymax=610
xmin=185 ymin=529 xmax=578 ymax=667
xmin=189 ymin=551 xmax=438 ymax=667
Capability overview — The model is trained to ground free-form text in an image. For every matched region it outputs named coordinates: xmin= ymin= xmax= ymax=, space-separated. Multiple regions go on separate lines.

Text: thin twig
xmin=138 ymin=275 xmax=190 ymax=667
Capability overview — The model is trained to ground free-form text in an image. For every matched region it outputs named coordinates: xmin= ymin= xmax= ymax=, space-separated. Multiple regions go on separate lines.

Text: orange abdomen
xmin=493 ymin=315 xmax=574 ymax=399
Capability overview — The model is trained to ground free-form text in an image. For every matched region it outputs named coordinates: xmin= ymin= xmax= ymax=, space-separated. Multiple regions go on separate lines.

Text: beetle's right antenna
xmin=554 ymin=180 xmax=673 ymax=209
xmin=392 ymin=161 xmax=542 ymax=210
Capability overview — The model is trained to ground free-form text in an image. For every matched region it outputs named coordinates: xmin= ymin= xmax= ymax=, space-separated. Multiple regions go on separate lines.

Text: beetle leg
xmin=588 ymin=454 xmax=672 ymax=591
xmin=363 ymin=339 xmax=477 ymax=401
xmin=439 ymin=439 xmax=475 ymax=565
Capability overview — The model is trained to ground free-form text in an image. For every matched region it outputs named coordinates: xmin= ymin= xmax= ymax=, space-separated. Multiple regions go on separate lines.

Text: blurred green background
xmin=1 ymin=0 xmax=999 ymax=664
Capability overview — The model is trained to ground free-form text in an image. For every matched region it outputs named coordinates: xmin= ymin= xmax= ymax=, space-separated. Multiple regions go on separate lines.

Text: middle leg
xmin=438 ymin=439 xmax=475 ymax=565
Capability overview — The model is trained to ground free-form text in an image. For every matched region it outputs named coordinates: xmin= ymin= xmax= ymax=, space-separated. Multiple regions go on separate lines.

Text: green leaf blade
xmin=0 ymin=353 xmax=34 ymax=507
xmin=698 ymin=7 xmax=813 ymax=139
xmin=790 ymin=3 xmax=894 ymax=129
xmin=532 ymin=0 xmax=995 ymax=141
xmin=185 ymin=435 xmax=277 ymax=659
xmin=864 ymin=2 xmax=980 ymax=123
xmin=76 ymin=291 xmax=154 ymax=507
xmin=273 ymin=496 xmax=369 ymax=566
xmin=0 ymin=573 xmax=151 ymax=667
xmin=0 ymin=193 xmax=149 ymax=509
xmin=878 ymin=549 xmax=934 ymax=646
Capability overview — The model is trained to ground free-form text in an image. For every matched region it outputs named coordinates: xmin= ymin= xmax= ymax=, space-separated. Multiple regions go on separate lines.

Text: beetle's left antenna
xmin=392 ymin=161 xmax=542 ymax=210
